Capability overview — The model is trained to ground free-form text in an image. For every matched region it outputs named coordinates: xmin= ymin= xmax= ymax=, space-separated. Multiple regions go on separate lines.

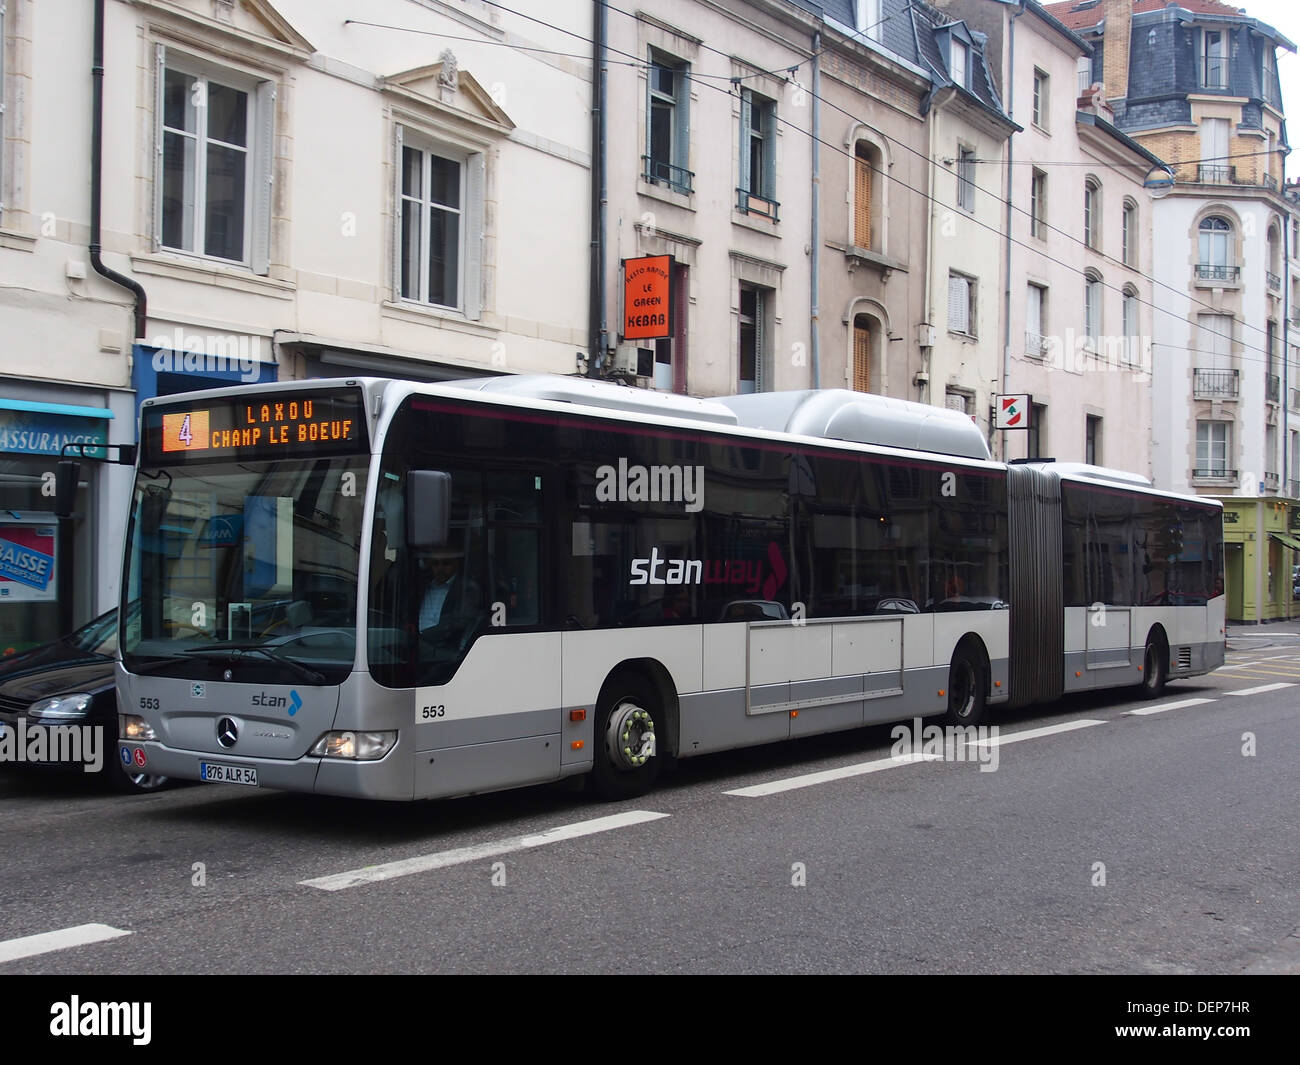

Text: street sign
xmin=994 ymin=394 xmax=1031 ymax=430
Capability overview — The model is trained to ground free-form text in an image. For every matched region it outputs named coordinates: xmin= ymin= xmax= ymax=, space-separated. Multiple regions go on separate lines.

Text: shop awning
xmin=1268 ymin=532 xmax=1300 ymax=551
xmin=0 ymin=398 xmax=114 ymax=419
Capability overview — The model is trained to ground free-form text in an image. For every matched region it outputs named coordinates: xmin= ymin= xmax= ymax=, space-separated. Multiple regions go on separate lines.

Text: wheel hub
xmin=606 ymin=703 xmax=655 ymax=769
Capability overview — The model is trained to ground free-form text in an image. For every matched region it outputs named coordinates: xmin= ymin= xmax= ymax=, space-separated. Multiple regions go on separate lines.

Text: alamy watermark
xmin=0 ymin=720 xmax=104 ymax=773
xmin=148 ymin=327 xmax=264 ymax=383
xmin=890 ymin=717 xmax=999 ymax=772
xmin=596 ymin=458 xmax=704 ymax=513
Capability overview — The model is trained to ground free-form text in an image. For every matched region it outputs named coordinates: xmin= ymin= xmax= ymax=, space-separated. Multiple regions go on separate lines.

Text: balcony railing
xmin=1267 ymin=373 xmax=1281 ymax=402
xmin=1192 ymin=467 xmax=1238 ymax=481
xmin=1025 ymin=331 xmax=1047 ymax=357
xmin=736 ymin=187 xmax=780 ymax=222
xmin=641 ymin=156 xmax=694 ymax=194
xmin=1193 ymin=368 xmax=1239 ymax=398
xmin=1200 ymin=58 xmax=1227 ymax=90
xmin=1196 ymin=263 xmax=1240 ymax=282
xmin=1197 ymin=164 xmax=1236 ymax=184
xmin=1264 ymin=174 xmax=1278 ymax=191
xmin=1268 ymin=271 xmax=1282 ymax=292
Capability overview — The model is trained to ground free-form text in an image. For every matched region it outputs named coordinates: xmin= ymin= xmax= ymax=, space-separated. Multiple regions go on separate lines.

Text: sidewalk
xmin=1226 ymin=616 xmax=1300 ymax=649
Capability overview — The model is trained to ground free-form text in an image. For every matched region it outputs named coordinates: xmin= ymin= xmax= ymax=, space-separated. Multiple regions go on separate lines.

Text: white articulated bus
xmin=115 ymin=376 xmax=1224 ymax=800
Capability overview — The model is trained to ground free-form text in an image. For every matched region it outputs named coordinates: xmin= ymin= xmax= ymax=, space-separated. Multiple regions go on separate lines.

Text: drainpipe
xmin=920 ymin=84 xmax=940 ymax=406
xmin=587 ymin=0 xmax=608 ymax=376
xmin=810 ymin=30 xmax=821 ymax=389
xmin=91 ymin=0 xmax=147 ymax=342
xmin=1000 ymin=3 xmax=1026 ymax=460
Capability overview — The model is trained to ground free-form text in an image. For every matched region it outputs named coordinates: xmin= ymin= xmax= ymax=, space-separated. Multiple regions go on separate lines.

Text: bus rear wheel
xmin=591 ymin=678 xmax=662 ymax=801
xmin=943 ymin=646 xmax=987 ymax=727
xmin=1138 ymin=637 xmax=1167 ymax=700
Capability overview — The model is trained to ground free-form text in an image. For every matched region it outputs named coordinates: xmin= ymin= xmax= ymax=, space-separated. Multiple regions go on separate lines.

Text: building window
xmin=1263 ymin=46 xmax=1276 ymax=106
xmin=1196 ymin=421 xmax=1231 ymax=476
xmin=1077 ymin=55 xmax=1092 ymax=96
xmin=1026 ymin=282 xmax=1046 ymax=356
xmin=1032 ymin=69 xmax=1049 ymax=129
xmin=1122 ymin=287 xmax=1138 ymax=364
xmin=1083 ymin=177 xmax=1100 ymax=250
xmin=854 ymin=0 xmax=882 ymax=42
xmin=737 ymin=89 xmax=778 ymax=220
xmin=1028 ymin=403 xmax=1046 ymax=459
xmin=957 ymin=147 xmax=975 ymax=212
xmin=945 ymin=389 xmax=972 ymax=416
xmin=1199 ymin=117 xmax=1230 ymax=183
xmin=1084 ymin=272 xmax=1102 ymax=349
xmin=1122 ymin=199 xmax=1137 ymax=267
xmin=854 ymin=140 xmax=882 ymax=251
xmin=400 ymin=142 xmax=463 ymax=309
xmin=645 ymin=50 xmax=691 ymax=193
xmin=1085 ymin=415 xmax=1101 ymax=466
xmin=738 ymin=283 xmax=770 ymax=392
xmin=852 ymin=313 xmax=877 ymax=392
xmin=1201 ymin=29 xmax=1226 ymax=89
xmin=948 ymin=271 xmax=975 ymax=336
xmin=950 ymin=39 xmax=968 ymax=90
xmin=156 ymin=50 xmax=273 ymax=270
xmin=1197 ymin=215 xmax=1235 ymax=281
xmin=395 ymin=126 xmax=486 ymax=318
xmin=1031 ymin=169 xmax=1047 ymax=239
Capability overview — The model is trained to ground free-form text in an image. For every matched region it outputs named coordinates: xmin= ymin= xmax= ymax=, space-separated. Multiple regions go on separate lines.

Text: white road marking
xmin=300 ymin=810 xmax=671 ymax=891
xmin=1226 ymin=683 xmax=1296 ymax=697
xmin=0 ymin=924 xmax=132 ymax=965
xmin=971 ymin=719 xmax=1107 ymax=747
xmin=1125 ymin=697 xmax=1216 ymax=717
xmin=724 ymin=752 xmax=937 ymax=798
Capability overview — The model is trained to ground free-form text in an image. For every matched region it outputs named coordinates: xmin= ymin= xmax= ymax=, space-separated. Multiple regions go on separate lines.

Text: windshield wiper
xmin=180 ymin=643 xmax=327 ymax=684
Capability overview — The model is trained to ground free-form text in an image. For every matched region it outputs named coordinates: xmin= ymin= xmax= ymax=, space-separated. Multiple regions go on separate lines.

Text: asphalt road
xmin=1 ymin=639 xmax=1297 ymax=975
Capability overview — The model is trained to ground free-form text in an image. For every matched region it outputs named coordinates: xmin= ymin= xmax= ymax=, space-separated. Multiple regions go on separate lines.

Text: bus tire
xmin=943 ymin=644 xmax=987 ymax=727
xmin=1138 ymin=636 xmax=1168 ymax=700
xmin=591 ymin=677 xmax=662 ymax=801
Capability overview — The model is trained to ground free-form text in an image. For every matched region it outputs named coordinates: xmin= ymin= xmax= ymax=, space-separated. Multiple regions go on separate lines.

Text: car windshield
xmin=122 ymin=456 xmax=369 ymax=684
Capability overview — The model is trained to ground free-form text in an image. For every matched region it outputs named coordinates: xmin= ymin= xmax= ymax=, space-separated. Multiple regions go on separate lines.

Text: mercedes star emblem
xmin=217 ymin=717 xmax=239 ymax=748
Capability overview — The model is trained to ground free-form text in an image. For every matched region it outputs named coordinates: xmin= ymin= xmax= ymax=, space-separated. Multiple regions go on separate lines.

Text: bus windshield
xmin=122 ymin=455 xmax=369 ymax=684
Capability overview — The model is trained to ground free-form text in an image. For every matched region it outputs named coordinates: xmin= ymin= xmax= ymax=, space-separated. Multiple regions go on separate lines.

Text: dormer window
xmin=854 ymin=0 xmax=882 ymax=42
xmin=951 ymin=39 xmax=968 ymax=89
xmin=1201 ymin=30 xmax=1226 ymax=89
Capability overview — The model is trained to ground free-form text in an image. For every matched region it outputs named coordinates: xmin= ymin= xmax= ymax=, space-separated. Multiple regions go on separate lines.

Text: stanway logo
xmin=629 ymin=542 xmax=788 ymax=598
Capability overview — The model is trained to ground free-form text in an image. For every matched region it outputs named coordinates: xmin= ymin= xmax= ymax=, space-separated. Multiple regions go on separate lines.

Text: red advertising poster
xmin=623 ymin=255 xmax=673 ymax=340
xmin=0 ymin=522 xmax=58 ymax=603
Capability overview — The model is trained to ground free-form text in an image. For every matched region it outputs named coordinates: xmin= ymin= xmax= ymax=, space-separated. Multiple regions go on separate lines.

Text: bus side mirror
xmin=407 ymin=471 xmax=451 ymax=549
xmin=54 ymin=460 xmax=80 ymax=518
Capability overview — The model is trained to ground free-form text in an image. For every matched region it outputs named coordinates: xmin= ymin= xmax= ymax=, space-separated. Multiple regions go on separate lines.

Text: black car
xmin=0 ymin=605 xmax=169 ymax=793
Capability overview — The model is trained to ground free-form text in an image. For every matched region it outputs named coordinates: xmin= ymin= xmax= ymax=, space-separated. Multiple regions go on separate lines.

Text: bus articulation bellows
xmin=116 ymin=376 xmax=1224 ymax=800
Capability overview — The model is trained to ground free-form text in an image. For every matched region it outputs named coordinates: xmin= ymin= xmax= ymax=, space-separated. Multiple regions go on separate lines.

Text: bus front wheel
xmin=591 ymin=678 xmax=662 ymax=801
xmin=943 ymin=645 xmax=987 ymax=727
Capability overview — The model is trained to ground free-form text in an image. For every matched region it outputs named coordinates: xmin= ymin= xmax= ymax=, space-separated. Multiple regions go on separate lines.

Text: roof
xmin=910 ymin=1 xmax=1013 ymax=123
xmin=1045 ymin=1 xmax=1253 ymax=33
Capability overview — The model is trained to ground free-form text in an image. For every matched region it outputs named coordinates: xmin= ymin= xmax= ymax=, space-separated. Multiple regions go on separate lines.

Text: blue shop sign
xmin=0 ymin=402 xmax=110 ymax=457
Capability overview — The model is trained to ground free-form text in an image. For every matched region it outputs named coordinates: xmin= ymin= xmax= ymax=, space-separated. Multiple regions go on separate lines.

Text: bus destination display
xmin=144 ymin=389 xmax=367 ymax=464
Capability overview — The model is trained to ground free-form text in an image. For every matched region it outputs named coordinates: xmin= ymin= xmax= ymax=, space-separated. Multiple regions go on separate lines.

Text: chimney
xmin=1102 ymin=0 xmax=1132 ymax=104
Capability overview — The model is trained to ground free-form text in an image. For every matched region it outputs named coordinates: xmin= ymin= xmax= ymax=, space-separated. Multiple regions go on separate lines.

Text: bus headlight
xmin=310 ymin=730 xmax=397 ymax=761
xmin=120 ymin=714 xmax=157 ymax=741
xmin=29 ymin=693 xmax=93 ymax=721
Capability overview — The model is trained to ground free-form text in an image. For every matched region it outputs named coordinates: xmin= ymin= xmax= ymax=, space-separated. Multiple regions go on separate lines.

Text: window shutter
xmin=251 ymin=80 xmax=275 ymax=276
xmin=391 ymin=123 xmax=404 ymax=301
xmin=763 ymin=103 xmax=776 ymax=200
xmin=853 ymin=323 xmax=871 ymax=392
xmin=152 ymin=43 xmax=166 ymax=251
xmin=463 ymin=151 xmax=485 ymax=320
xmin=674 ymin=68 xmax=690 ymax=186
xmin=948 ymin=275 xmax=968 ymax=333
xmin=854 ymin=156 xmax=871 ymax=248
xmin=738 ymin=90 xmax=752 ymax=194
xmin=754 ymin=289 xmax=766 ymax=392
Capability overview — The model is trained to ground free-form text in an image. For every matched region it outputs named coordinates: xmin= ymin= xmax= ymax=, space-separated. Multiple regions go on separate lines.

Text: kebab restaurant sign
xmin=623 ymin=255 xmax=673 ymax=341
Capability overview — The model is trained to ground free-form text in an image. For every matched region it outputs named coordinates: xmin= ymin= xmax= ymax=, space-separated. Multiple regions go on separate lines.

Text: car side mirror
xmin=407 ymin=470 xmax=451 ymax=549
